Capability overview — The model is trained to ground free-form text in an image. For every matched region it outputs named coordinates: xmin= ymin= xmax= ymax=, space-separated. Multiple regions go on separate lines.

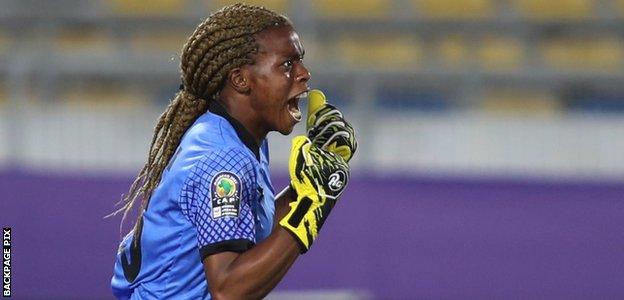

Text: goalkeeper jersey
xmin=111 ymin=101 xmax=276 ymax=299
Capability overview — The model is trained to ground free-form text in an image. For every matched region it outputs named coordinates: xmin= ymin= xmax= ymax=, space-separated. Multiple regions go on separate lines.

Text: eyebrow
xmin=289 ymin=48 xmax=304 ymax=60
xmin=277 ymin=50 xmax=304 ymax=63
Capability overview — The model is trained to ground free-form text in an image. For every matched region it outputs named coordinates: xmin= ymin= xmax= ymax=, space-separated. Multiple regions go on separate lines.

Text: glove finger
xmin=312 ymin=106 xmax=342 ymax=128
xmin=308 ymin=103 xmax=341 ymax=127
xmin=322 ymin=124 xmax=356 ymax=161
xmin=307 ymin=114 xmax=352 ymax=138
xmin=289 ymin=136 xmax=312 ymax=182
xmin=309 ymin=118 xmax=347 ymax=140
xmin=311 ymin=119 xmax=355 ymax=147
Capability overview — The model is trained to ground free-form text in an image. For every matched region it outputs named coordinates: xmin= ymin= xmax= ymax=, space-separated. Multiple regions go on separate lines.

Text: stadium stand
xmin=616 ymin=0 xmax=624 ymax=17
xmin=482 ymin=89 xmax=561 ymax=115
xmin=435 ymin=35 xmax=470 ymax=68
xmin=108 ymin=0 xmax=187 ymax=17
xmin=59 ymin=83 xmax=149 ymax=109
xmin=312 ymin=0 xmax=391 ymax=19
xmin=539 ymin=36 xmax=623 ymax=72
xmin=477 ymin=36 xmax=524 ymax=72
xmin=337 ymin=34 xmax=422 ymax=70
xmin=0 ymin=83 xmax=6 ymax=108
xmin=563 ymin=85 xmax=624 ymax=113
xmin=513 ymin=0 xmax=594 ymax=20
xmin=0 ymin=30 xmax=11 ymax=55
xmin=1 ymin=0 xmax=623 ymax=116
xmin=129 ymin=30 xmax=187 ymax=55
xmin=211 ymin=0 xmax=289 ymax=12
xmin=413 ymin=0 xmax=495 ymax=20
xmin=377 ymin=87 xmax=451 ymax=111
xmin=54 ymin=28 xmax=115 ymax=55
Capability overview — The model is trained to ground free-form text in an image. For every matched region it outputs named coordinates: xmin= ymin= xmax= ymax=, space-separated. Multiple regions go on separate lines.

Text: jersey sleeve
xmin=179 ymin=148 xmax=259 ymax=261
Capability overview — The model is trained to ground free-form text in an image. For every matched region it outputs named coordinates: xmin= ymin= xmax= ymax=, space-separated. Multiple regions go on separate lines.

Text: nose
xmin=296 ymin=63 xmax=311 ymax=83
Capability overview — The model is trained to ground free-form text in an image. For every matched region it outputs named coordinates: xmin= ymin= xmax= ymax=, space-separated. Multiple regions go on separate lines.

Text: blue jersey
xmin=111 ymin=101 xmax=276 ymax=299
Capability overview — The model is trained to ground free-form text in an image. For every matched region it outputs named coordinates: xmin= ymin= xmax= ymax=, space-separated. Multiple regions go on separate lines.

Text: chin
xmin=277 ymin=123 xmax=296 ymax=135
xmin=277 ymin=127 xmax=294 ymax=136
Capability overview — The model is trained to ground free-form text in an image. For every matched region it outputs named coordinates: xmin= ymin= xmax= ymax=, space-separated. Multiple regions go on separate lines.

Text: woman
xmin=111 ymin=3 xmax=356 ymax=299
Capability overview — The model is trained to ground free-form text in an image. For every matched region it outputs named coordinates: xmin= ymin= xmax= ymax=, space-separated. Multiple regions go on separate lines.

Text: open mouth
xmin=288 ymin=91 xmax=308 ymax=122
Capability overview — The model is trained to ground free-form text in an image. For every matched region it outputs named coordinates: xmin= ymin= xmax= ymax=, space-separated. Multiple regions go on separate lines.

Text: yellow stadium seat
xmin=478 ymin=37 xmax=524 ymax=72
xmin=0 ymin=30 xmax=11 ymax=54
xmin=0 ymin=84 xmax=6 ymax=107
xmin=616 ymin=0 xmax=624 ymax=16
xmin=337 ymin=35 xmax=422 ymax=70
xmin=513 ymin=0 xmax=593 ymax=20
xmin=540 ymin=37 xmax=624 ymax=72
xmin=109 ymin=0 xmax=187 ymax=17
xmin=414 ymin=0 xmax=495 ymax=20
xmin=130 ymin=30 xmax=187 ymax=54
xmin=313 ymin=0 xmax=390 ymax=19
xmin=54 ymin=28 xmax=114 ymax=55
xmin=482 ymin=89 xmax=561 ymax=116
xmin=436 ymin=36 xmax=470 ymax=68
xmin=61 ymin=84 xmax=149 ymax=109
xmin=210 ymin=0 xmax=289 ymax=13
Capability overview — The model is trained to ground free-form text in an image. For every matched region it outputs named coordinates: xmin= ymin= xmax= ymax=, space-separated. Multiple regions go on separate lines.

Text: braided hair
xmin=113 ymin=3 xmax=290 ymax=241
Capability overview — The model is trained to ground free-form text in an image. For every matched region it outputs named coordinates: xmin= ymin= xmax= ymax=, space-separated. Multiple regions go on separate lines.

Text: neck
xmin=215 ymin=97 xmax=266 ymax=145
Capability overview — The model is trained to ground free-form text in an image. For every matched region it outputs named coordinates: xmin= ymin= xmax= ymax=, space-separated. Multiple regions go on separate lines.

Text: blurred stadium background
xmin=1 ymin=0 xmax=623 ymax=299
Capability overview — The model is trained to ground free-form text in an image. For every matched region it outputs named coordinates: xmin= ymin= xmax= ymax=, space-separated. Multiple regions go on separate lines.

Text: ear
xmin=227 ymin=67 xmax=250 ymax=94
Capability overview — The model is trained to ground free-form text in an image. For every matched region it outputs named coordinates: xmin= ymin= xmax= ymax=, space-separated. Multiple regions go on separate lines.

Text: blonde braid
xmin=112 ymin=4 xmax=290 ymax=243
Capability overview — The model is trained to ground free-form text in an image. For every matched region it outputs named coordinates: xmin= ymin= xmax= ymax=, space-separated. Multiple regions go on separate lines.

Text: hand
xmin=279 ymin=136 xmax=350 ymax=253
xmin=306 ymin=90 xmax=357 ymax=163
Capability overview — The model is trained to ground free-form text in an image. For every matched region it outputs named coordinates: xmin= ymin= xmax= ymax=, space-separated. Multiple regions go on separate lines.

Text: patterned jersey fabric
xmin=111 ymin=103 xmax=276 ymax=300
xmin=180 ymin=148 xmax=258 ymax=258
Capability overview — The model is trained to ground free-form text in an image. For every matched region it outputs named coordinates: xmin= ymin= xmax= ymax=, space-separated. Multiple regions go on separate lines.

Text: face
xmin=244 ymin=25 xmax=310 ymax=136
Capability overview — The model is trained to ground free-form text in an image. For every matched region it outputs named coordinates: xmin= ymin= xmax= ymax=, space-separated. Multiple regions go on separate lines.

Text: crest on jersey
xmin=211 ymin=172 xmax=241 ymax=219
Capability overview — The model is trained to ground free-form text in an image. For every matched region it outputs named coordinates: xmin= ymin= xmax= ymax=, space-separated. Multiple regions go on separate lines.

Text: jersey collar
xmin=208 ymin=100 xmax=260 ymax=160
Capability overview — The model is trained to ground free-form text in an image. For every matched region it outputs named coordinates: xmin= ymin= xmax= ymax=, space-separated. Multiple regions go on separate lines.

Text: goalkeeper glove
xmin=306 ymin=90 xmax=357 ymax=162
xmin=280 ymin=136 xmax=350 ymax=253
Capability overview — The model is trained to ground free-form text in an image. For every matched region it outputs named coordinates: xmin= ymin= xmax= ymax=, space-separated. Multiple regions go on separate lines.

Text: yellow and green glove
xmin=280 ymin=136 xmax=350 ymax=253
xmin=306 ymin=90 xmax=358 ymax=163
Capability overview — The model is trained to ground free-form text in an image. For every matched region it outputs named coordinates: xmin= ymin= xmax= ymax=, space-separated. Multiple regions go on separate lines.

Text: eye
xmin=283 ymin=59 xmax=293 ymax=70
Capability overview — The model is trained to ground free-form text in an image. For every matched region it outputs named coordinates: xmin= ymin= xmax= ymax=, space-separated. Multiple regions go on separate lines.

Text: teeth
xmin=288 ymin=91 xmax=306 ymax=122
xmin=288 ymin=98 xmax=302 ymax=122
xmin=289 ymin=108 xmax=302 ymax=121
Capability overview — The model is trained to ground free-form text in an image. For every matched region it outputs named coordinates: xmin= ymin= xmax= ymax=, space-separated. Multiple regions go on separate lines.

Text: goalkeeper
xmin=110 ymin=3 xmax=357 ymax=299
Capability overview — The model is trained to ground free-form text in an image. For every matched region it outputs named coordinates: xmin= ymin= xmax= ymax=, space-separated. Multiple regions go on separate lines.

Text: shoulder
xmin=179 ymin=113 xmax=260 ymax=183
xmin=182 ymin=113 xmax=229 ymax=151
xmin=179 ymin=147 xmax=258 ymax=197
xmin=179 ymin=147 xmax=259 ymax=216
xmin=198 ymin=147 xmax=257 ymax=174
